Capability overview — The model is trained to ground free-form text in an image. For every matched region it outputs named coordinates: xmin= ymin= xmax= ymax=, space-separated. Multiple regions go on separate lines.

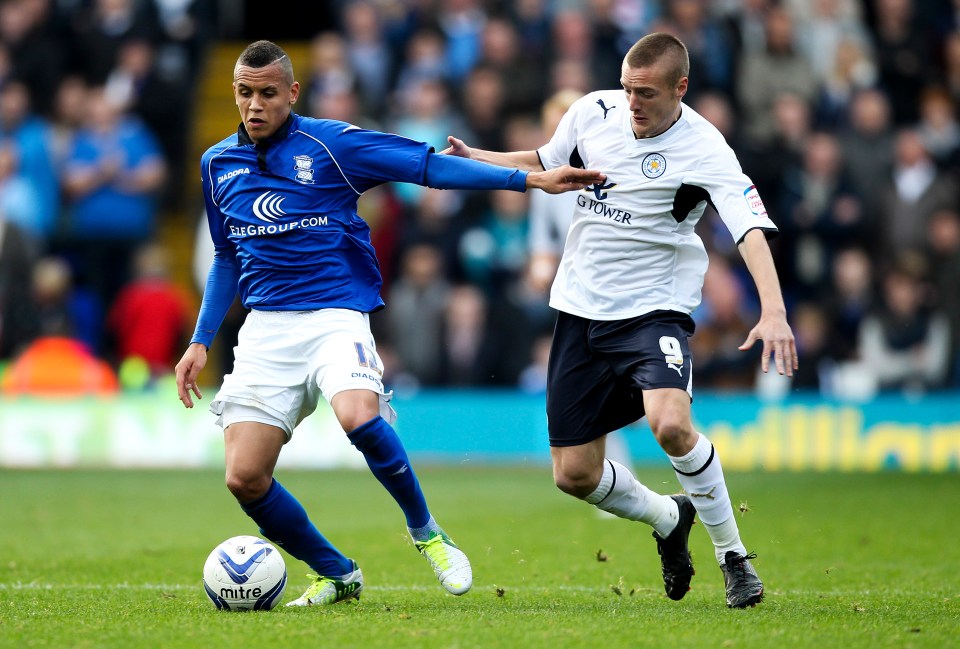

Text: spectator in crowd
xmin=66 ymin=0 xmax=159 ymax=85
xmin=838 ymin=88 xmax=896 ymax=218
xmin=474 ymin=16 xmax=543 ymax=114
xmin=925 ymin=209 xmax=960 ymax=386
xmin=105 ymin=242 xmax=191 ymax=380
xmin=0 ymin=141 xmax=43 ymax=249
xmin=28 ymin=255 xmax=101 ymax=353
xmin=794 ymin=0 xmax=871 ymax=88
xmin=868 ymin=0 xmax=934 ymax=125
xmin=435 ymin=0 xmax=488 ymax=85
xmin=60 ymin=86 xmax=167 ymax=306
xmin=0 ymin=80 xmax=59 ymax=246
xmin=788 ymin=301 xmax=832 ymax=392
xmin=458 ymin=189 xmax=530 ymax=296
xmin=303 ymin=32 xmax=355 ymax=118
xmin=0 ymin=0 xmax=64 ymax=116
xmin=104 ymin=37 xmax=190 ymax=208
xmin=823 ymin=246 xmax=875 ymax=364
xmin=777 ymin=130 xmax=866 ymax=300
xmin=940 ymin=30 xmax=960 ymax=103
xmin=736 ymin=5 xmax=818 ymax=145
xmin=437 ymin=283 xmax=501 ymax=386
xmin=547 ymin=57 xmax=591 ymax=97
xmin=857 ymin=252 xmax=951 ymax=394
xmin=393 ymin=27 xmax=447 ymax=97
xmin=340 ymin=0 xmax=392 ymax=115
xmin=813 ymin=36 xmax=877 ymax=129
xmin=691 ymin=254 xmax=760 ymax=390
xmin=385 ymin=244 xmax=451 ymax=386
xmin=915 ymin=85 xmax=960 ymax=168
xmin=150 ymin=0 xmax=218 ymax=91
xmin=48 ymin=75 xmax=87 ymax=172
xmin=458 ymin=64 xmax=507 ymax=152
xmin=877 ymin=127 xmax=957 ymax=256
xmin=653 ymin=0 xmax=735 ymax=99
xmin=0 ymin=218 xmax=38 ymax=359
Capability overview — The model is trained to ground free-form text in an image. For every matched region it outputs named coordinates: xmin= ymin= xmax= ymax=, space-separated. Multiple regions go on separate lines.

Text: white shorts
xmin=210 ymin=308 xmax=397 ymax=438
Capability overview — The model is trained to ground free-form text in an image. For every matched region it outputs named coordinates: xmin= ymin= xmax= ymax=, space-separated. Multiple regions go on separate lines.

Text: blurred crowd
xmin=0 ymin=0 xmax=958 ymax=400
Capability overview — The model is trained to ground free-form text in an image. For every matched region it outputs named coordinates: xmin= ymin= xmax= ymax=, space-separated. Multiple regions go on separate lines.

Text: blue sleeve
xmin=191 ymin=150 xmax=240 ymax=348
xmin=423 ymin=153 xmax=528 ymax=192
xmin=325 ymin=124 xmax=432 ymax=191
xmin=190 ymin=250 xmax=239 ymax=348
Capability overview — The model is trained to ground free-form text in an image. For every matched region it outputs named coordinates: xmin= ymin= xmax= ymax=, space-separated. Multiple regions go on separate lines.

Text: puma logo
xmin=597 ymin=99 xmax=616 ymax=119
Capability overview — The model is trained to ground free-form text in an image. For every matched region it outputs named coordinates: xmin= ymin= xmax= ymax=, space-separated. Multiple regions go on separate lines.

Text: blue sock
xmin=348 ymin=416 xmax=430 ymax=528
xmin=240 ymin=479 xmax=352 ymax=577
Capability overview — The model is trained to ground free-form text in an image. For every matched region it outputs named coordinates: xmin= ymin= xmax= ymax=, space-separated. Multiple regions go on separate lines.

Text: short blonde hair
xmin=624 ymin=32 xmax=690 ymax=87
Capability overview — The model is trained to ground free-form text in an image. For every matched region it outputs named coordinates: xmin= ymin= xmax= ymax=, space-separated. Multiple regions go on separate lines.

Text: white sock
xmin=584 ymin=459 xmax=679 ymax=538
xmin=669 ymin=433 xmax=746 ymax=564
xmin=704 ymin=518 xmax=747 ymax=566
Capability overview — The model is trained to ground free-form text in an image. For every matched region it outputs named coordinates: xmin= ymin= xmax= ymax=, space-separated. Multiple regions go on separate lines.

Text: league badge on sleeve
xmin=294 ymin=155 xmax=315 ymax=185
xmin=743 ymin=184 xmax=767 ymax=217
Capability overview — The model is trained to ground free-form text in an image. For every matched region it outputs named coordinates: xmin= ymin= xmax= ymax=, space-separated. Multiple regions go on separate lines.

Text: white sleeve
xmin=686 ymin=142 xmax=778 ymax=244
xmin=537 ymin=99 xmax=582 ymax=171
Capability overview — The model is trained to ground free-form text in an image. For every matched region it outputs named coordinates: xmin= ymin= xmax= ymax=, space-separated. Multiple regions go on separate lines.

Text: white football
xmin=202 ymin=535 xmax=287 ymax=611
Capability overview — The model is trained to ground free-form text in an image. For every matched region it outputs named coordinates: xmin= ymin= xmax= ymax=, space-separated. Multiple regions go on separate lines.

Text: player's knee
xmin=651 ymin=418 xmax=696 ymax=457
xmin=225 ymin=471 xmax=271 ymax=503
xmin=331 ymin=391 xmax=380 ymax=432
xmin=553 ymin=466 xmax=599 ymax=499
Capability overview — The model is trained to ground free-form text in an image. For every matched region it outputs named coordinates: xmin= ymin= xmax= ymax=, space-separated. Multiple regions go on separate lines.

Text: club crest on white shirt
xmin=642 ymin=153 xmax=666 ymax=178
xmin=293 ymin=155 xmax=315 ymax=185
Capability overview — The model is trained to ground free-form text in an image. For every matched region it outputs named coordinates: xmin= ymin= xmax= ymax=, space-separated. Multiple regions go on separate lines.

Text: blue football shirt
xmin=201 ymin=113 xmax=432 ymax=313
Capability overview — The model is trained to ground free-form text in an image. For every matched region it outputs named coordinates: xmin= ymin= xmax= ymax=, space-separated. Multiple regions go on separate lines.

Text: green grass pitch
xmin=1 ymin=467 xmax=957 ymax=648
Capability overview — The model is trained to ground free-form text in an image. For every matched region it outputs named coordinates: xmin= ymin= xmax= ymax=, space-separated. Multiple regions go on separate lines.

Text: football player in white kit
xmin=445 ymin=32 xmax=797 ymax=608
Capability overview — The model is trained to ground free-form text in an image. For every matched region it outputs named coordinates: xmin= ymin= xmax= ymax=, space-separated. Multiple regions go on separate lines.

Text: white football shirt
xmin=537 ymin=90 xmax=777 ymax=320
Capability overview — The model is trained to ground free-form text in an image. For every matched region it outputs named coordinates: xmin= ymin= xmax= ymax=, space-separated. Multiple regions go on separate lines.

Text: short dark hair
xmin=624 ymin=33 xmax=690 ymax=87
xmin=236 ymin=40 xmax=294 ymax=84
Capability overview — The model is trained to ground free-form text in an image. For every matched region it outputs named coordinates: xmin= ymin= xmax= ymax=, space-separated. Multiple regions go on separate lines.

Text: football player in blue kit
xmin=174 ymin=40 xmax=604 ymax=607
xmin=444 ymin=33 xmax=798 ymax=608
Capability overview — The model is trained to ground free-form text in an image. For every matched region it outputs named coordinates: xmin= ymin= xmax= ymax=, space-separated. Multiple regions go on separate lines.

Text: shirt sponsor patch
xmin=743 ymin=184 xmax=767 ymax=216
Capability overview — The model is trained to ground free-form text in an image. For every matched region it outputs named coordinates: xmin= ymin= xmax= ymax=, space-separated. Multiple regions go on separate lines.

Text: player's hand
xmin=441 ymin=135 xmax=472 ymax=158
xmin=528 ymin=165 xmax=606 ymax=194
xmin=175 ymin=343 xmax=207 ymax=408
xmin=739 ymin=313 xmax=798 ymax=377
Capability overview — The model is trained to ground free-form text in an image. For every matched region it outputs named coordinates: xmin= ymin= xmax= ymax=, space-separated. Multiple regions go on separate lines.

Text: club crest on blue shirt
xmin=641 ymin=153 xmax=666 ymax=179
xmin=293 ymin=155 xmax=315 ymax=184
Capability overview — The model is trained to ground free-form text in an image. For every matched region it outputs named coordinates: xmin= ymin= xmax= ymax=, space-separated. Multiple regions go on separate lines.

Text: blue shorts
xmin=546 ymin=310 xmax=694 ymax=447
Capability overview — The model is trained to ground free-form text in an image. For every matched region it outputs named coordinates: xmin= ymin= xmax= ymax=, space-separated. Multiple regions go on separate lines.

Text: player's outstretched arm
xmin=443 ymin=136 xmax=544 ymax=171
xmin=526 ymin=165 xmax=606 ymax=194
xmin=175 ymin=343 xmax=207 ymax=408
xmin=737 ymin=229 xmax=798 ymax=377
xmin=441 ymin=136 xmax=604 ymax=194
